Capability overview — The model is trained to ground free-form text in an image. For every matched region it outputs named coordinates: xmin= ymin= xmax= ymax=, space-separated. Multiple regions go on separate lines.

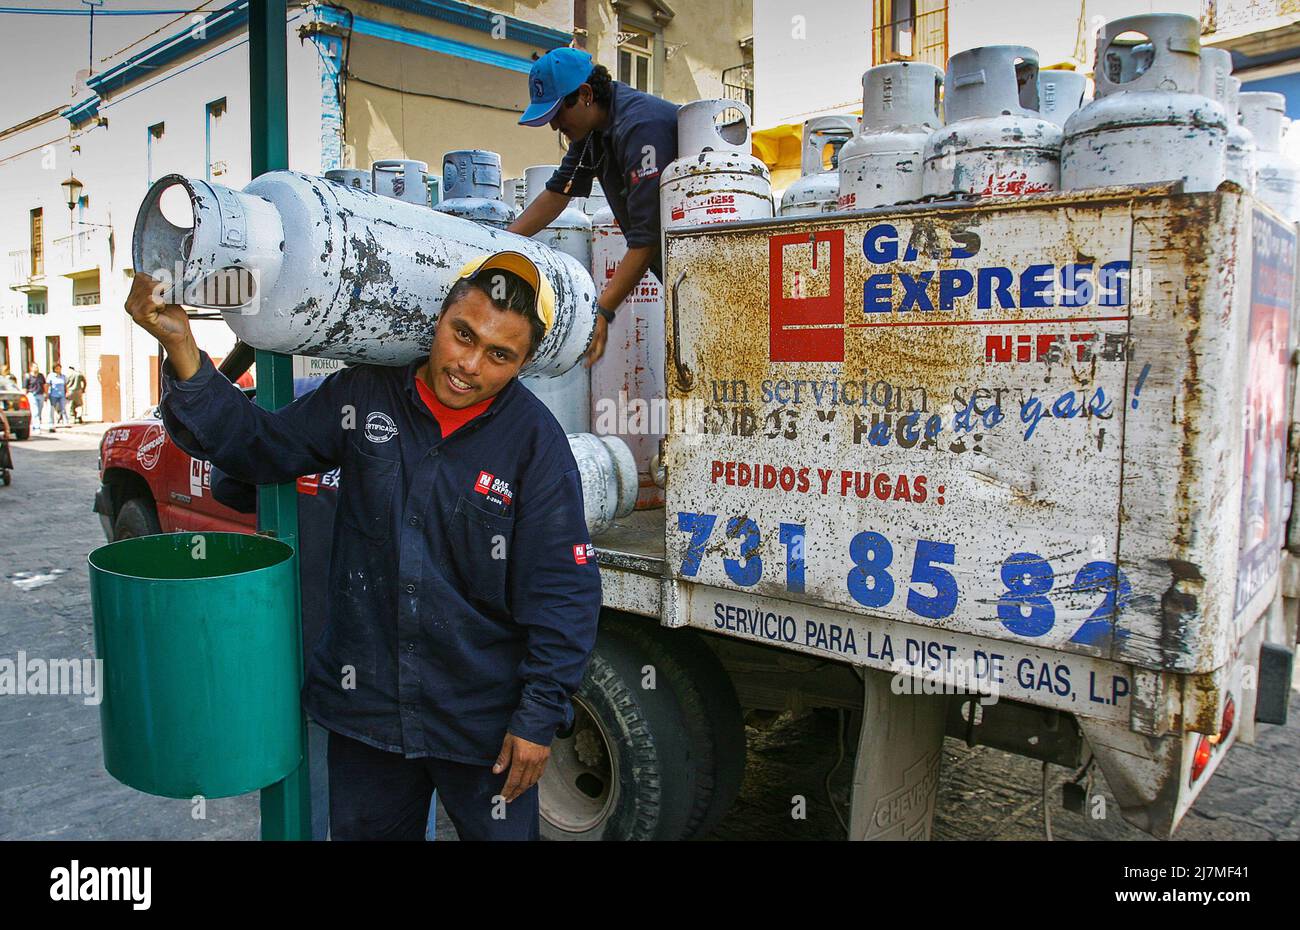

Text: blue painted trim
xmin=61 ymin=97 xmax=99 ymax=126
xmin=0 ymin=7 xmax=192 ymax=14
xmin=86 ymin=0 xmax=250 ymax=96
xmin=315 ymin=6 xmax=536 ymax=73
xmin=364 ymin=0 xmax=570 ymax=50
xmin=311 ymin=31 xmax=344 ymax=171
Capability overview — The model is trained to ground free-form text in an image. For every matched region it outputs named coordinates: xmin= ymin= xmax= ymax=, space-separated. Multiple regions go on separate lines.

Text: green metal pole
xmin=250 ymin=0 xmax=311 ymax=841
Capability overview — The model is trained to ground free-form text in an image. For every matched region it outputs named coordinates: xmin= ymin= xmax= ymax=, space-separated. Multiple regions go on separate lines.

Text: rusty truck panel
xmin=662 ymin=188 xmax=1292 ymax=705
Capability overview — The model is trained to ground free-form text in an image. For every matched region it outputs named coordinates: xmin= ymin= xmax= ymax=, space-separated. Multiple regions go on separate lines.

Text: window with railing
xmin=27 ymin=294 xmax=46 ymax=315
xmin=873 ymin=0 xmax=948 ymax=69
xmin=722 ymin=63 xmax=754 ymax=111
xmin=54 ymin=229 xmax=100 ymax=269
xmin=72 ymin=272 xmax=100 ymax=307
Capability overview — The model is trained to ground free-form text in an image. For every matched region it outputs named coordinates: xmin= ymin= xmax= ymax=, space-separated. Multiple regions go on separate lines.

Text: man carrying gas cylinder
xmin=123 ymin=251 xmax=602 ymax=841
xmin=508 ymin=46 xmax=680 ymax=366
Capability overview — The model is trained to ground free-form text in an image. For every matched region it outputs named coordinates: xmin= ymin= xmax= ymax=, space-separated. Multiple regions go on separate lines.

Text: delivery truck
xmin=97 ymin=177 xmax=1298 ymax=841
xmin=558 ymin=181 xmax=1298 ymax=840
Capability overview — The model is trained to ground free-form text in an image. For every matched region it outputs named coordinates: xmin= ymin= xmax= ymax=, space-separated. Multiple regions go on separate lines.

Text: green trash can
xmin=88 ymin=532 xmax=301 ymax=799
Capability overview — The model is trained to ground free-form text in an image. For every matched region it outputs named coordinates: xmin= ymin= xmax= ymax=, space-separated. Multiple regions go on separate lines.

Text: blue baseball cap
xmin=519 ymin=47 xmax=594 ymax=126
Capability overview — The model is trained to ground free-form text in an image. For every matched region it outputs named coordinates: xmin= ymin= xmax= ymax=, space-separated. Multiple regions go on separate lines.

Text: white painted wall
xmin=0 ymin=9 xmax=325 ymax=422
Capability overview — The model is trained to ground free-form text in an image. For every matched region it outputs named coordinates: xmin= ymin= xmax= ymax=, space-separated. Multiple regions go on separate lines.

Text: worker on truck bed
xmin=124 ymin=253 xmax=602 ymax=841
xmin=508 ymin=46 xmax=679 ymax=366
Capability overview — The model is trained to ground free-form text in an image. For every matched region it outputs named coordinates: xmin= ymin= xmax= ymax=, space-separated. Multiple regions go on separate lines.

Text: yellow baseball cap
xmin=455 ymin=251 xmax=555 ymax=335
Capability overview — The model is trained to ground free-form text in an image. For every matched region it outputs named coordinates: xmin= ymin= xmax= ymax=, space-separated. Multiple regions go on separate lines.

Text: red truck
xmin=94 ymin=345 xmax=335 ymax=541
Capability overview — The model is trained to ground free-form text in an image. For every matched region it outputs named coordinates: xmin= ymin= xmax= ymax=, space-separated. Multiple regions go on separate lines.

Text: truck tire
xmin=602 ymin=616 xmax=747 ymax=838
xmin=539 ymin=622 xmax=697 ymax=840
xmin=113 ymin=496 xmax=162 ymax=540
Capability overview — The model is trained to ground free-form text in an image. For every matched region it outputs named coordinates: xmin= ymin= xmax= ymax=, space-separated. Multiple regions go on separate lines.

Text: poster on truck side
xmin=1235 ymin=211 xmax=1294 ymax=617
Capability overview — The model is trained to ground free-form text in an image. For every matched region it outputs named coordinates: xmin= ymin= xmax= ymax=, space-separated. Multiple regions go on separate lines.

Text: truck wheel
xmin=603 ymin=616 xmax=747 ymax=838
xmin=539 ymin=623 xmax=696 ymax=840
xmin=113 ymin=497 xmax=161 ymax=540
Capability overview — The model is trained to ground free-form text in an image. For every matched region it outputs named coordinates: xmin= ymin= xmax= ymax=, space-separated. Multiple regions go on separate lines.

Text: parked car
xmin=0 ymin=376 xmax=32 ymax=440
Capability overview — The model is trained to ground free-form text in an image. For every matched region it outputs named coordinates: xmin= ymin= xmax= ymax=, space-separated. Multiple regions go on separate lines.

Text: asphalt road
xmin=2 ymin=427 xmax=1296 ymax=841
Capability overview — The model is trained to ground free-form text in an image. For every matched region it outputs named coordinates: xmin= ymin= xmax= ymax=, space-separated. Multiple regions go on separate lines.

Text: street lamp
xmin=61 ymin=175 xmax=84 ymax=212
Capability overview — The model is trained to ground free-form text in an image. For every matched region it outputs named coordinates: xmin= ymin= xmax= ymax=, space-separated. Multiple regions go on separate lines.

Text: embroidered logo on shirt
xmin=474 ymin=470 xmax=513 ymax=508
xmin=364 ymin=411 xmax=399 ymax=443
xmin=573 ymin=543 xmax=595 ymax=564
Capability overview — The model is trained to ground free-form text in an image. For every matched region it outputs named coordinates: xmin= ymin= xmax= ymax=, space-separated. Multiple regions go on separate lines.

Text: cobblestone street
xmin=2 ymin=428 xmax=1296 ymax=841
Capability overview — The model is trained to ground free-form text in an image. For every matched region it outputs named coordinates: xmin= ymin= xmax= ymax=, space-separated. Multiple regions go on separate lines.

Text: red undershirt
xmin=414 ymin=372 xmax=494 ymax=437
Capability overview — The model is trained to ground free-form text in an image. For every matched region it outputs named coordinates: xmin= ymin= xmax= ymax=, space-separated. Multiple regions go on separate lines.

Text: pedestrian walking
xmin=47 ymin=364 xmax=68 ymax=429
xmin=66 ymin=366 xmax=86 ymax=424
xmin=23 ymin=363 xmax=45 ymax=433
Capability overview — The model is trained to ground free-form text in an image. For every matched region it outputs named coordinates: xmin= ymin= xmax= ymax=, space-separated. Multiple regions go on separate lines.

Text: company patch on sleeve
xmin=629 ymin=166 xmax=660 ymax=186
xmin=573 ymin=542 xmax=595 ymax=565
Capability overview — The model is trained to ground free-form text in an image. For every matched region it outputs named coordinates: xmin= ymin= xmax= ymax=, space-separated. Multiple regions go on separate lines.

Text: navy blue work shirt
xmin=159 ymin=352 xmax=602 ymax=765
xmin=547 ymin=80 xmax=679 ymax=282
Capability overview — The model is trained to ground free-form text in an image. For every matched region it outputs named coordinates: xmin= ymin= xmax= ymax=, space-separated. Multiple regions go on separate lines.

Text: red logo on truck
xmin=768 ymin=230 xmax=845 ymax=363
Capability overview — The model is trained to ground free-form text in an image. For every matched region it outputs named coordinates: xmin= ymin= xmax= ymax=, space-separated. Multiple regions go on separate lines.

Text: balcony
xmin=722 ymin=64 xmax=754 ymax=112
xmin=53 ymin=228 xmax=110 ymax=277
xmin=7 ymin=248 xmax=45 ymax=293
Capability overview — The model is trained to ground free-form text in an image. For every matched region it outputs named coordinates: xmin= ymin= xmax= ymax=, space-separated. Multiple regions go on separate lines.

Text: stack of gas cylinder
xmin=308 ymin=96 xmax=784 ymax=514
xmin=315 ymin=97 xmax=782 ymax=514
xmin=818 ymin=12 xmax=1297 ymax=219
xmin=517 ymin=164 xmax=592 ymax=437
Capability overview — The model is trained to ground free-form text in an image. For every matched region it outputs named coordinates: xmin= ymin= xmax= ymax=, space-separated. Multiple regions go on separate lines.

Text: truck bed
xmin=593 ymin=508 xmax=665 ymax=617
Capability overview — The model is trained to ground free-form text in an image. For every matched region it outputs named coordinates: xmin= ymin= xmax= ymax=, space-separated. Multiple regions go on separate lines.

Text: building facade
xmin=0 ymin=0 xmax=752 ymax=423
